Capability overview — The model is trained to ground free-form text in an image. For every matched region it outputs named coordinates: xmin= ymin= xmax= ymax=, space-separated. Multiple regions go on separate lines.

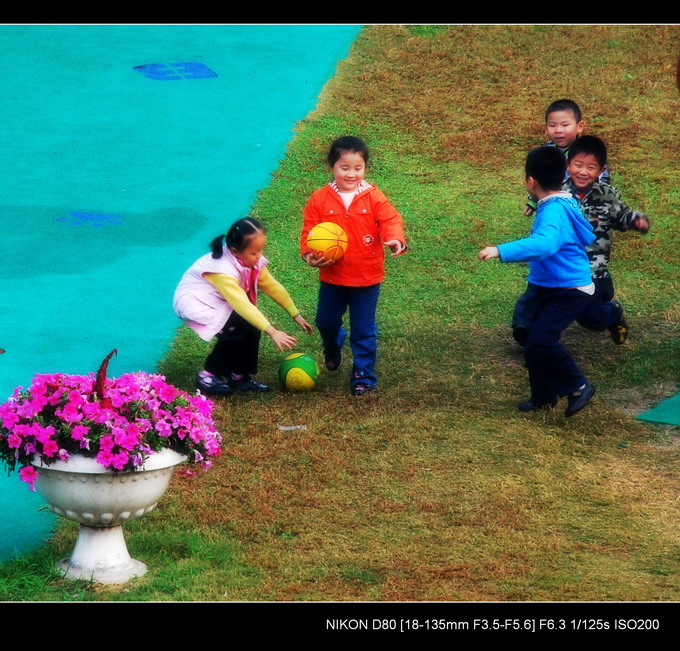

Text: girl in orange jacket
xmin=300 ymin=136 xmax=407 ymax=395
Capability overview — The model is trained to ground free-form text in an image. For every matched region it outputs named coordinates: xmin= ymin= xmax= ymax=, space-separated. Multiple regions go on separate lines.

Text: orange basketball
xmin=306 ymin=222 xmax=348 ymax=261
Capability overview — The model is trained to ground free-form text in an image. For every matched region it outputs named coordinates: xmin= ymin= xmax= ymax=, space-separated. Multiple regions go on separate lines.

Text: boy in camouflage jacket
xmin=525 ymin=99 xmax=610 ymax=216
xmin=513 ymin=136 xmax=650 ymax=345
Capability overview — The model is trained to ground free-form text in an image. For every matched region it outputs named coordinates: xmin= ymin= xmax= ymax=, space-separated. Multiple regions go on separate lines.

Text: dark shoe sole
xmin=518 ymin=398 xmax=558 ymax=412
xmin=196 ymin=380 xmax=234 ymax=397
xmin=229 ymin=381 xmax=271 ymax=393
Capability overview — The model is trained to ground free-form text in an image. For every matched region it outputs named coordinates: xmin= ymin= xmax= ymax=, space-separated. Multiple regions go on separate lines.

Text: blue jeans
xmin=316 ymin=282 xmax=381 ymax=387
xmin=523 ymin=285 xmax=591 ymax=403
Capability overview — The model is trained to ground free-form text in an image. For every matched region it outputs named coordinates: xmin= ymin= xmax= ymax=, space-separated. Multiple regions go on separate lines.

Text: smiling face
xmin=331 ymin=150 xmax=366 ymax=192
xmin=232 ymin=231 xmax=266 ymax=268
xmin=567 ymin=152 xmax=605 ymax=191
xmin=545 ymin=109 xmax=584 ymax=149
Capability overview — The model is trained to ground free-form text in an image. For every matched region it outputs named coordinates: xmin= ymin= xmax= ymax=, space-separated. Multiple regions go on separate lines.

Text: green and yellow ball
xmin=279 ymin=353 xmax=320 ymax=392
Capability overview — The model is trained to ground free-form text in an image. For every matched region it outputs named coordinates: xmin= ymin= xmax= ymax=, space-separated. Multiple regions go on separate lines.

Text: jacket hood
xmin=542 ymin=192 xmax=596 ymax=247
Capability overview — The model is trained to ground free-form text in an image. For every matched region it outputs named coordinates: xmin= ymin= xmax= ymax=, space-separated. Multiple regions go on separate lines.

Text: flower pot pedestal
xmin=58 ymin=524 xmax=148 ymax=584
xmin=33 ymin=449 xmax=186 ymax=585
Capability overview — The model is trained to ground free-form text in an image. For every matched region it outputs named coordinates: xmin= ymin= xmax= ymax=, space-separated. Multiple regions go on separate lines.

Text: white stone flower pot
xmin=32 ymin=449 xmax=185 ymax=584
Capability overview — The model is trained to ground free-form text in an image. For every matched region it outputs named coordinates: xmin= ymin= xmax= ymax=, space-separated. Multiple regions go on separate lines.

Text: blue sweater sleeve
xmin=498 ymin=211 xmax=564 ymax=263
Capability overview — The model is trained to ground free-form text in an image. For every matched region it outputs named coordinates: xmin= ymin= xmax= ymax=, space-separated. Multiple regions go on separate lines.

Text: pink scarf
xmin=236 ymin=259 xmax=259 ymax=304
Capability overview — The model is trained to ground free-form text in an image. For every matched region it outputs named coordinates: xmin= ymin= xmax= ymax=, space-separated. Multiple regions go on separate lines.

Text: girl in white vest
xmin=174 ymin=218 xmax=314 ymax=395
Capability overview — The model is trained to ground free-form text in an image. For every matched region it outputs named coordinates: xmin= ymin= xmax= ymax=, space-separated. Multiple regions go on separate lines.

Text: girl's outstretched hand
xmin=478 ymin=246 xmax=499 ymax=261
xmin=303 ymin=252 xmax=335 ymax=267
xmin=384 ymin=240 xmax=406 ymax=257
xmin=266 ymin=326 xmax=298 ymax=352
xmin=294 ymin=314 xmax=314 ymax=334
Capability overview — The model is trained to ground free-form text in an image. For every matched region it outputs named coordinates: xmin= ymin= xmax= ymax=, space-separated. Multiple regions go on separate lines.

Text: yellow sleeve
xmin=204 ymin=273 xmax=271 ymax=332
xmin=257 ymin=268 xmax=300 ymax=318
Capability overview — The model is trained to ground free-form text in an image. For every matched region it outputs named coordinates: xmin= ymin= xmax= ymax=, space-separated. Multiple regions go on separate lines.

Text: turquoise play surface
xmin=0 ymin=24 xmax=360 ymax=560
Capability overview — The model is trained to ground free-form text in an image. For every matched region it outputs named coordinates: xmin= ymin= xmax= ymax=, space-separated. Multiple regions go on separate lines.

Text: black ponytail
xmin=210 ymin=217 xmax=266 ymax=259
xmin=210 ymin=235 xmax=226 ymax=259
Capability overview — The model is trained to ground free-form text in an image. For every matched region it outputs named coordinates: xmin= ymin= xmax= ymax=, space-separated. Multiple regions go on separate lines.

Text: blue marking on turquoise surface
xmin=134 ymin=62 xmax=218 ymax=80
xmin=60 ymin=211 xmax=125 ymax=226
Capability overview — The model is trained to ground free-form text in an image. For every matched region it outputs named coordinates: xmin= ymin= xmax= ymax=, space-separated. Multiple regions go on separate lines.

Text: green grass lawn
xmin=1 ymin=24 xmax=679 ymax=601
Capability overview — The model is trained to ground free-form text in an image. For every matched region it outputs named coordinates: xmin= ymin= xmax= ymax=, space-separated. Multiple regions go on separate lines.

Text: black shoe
xmin=607 ymin=303 xmax=628 ymax=345
xmin=565 ymin=381 xmax=596 ymax=417
xmin=229 ymin=375 xmax=271 ymax=392
xmin=324 ymin=349 xmax=342 ymax=371
xmin=351 ymin=382 xmax=373 ymax=396
xmin=512 ymin=326 xmax=529 ymax=346
xmin=518 ymin=397 xmax=558 ymax=412
xmin=197 ymin=372 xmax=234 ymax=396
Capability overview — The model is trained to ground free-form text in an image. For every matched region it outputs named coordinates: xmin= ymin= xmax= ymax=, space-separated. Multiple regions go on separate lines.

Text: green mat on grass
xmin=636 ymin=388 xmax=680 ymax=427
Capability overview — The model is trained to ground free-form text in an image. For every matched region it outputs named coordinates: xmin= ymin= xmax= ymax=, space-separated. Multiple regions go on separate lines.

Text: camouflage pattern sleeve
xmin=607 ymin=185 xmax=647 ymax=232
xmin=569 ymin=181 xmax=649 ymax=279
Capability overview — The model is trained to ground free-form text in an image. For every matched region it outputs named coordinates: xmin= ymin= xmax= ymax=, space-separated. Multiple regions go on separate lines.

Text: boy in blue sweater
xmin=479 ymin=146 xmax=597 ymax=417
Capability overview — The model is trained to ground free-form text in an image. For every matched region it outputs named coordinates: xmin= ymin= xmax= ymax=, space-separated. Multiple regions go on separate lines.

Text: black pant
xmin=513 ymin=276 xmax=619 ymax=332
xmin=575 ymin=276 xmax=619 ymax=331
xmin=204 ymin=311 xmax=261 ymax=378
xmin=523 ymin=285 xmax=591 ymax=402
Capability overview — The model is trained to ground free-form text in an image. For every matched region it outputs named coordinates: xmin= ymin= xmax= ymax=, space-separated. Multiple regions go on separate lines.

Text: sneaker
xmin=518 ymin=397 xmax=558 ymax=412
xmin=350 ymin=371 xmax=374 ymax=396
xmin=197 ymin=371 xmax=234 ymax=396
xmin=607 ymin=303 xmax=629 ymax=345
xmin=565 ymin=381 xmax=596 ymax=417
xmin=512 ymin=326 xmax=529 ymax=346
xmin=324 ymin=349 xmax=342 ymax=371
xmin=351 ymin=382 xmax=373 ymax=396
xmin=228 ymin=375 xmax=271 ymax=392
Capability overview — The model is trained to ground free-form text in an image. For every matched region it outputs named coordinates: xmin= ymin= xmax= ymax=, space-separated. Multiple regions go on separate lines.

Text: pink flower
xmin=16 ymin=400 xmax=39 ymax=419
xmin=96 ymin=449 xmax=115 ymax=468
xmin=110 ymin=450 xmax=129 ymax=471
xmin=99 ymin=435 xmax=115 ymax=453
xmin=56 ymin=403 xmax=83 ymax=423
xmin=71 ymin=425 xmax=89 ymax=441
xmin=19 ymin=466 xmax=37 ymax=491
xmin=113 ymin=424 xmax=140 ymax=451
xmin=158 ymin=384 xmax=178 ymax=404
xmin=2 ymin=370 xmax=221 ymax=491
xmin=23 ymin=442 xmax=37 ymax=455
xmin=7 ymin=433 xmax=22 ymax=449
xmin=0 ymin=404 xmax=20 ymax=430
xmin=81 ymin=401 xmax=101 ymax=419
xmin=154 ymin=420 xmax=173 ymax=437
xmin=42 ymin=439 xmax=59 ymax=457
xmin=146 ymin=397 xmax=161 ymax=412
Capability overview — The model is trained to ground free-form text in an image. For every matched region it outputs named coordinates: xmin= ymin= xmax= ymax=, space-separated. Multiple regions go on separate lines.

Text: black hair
xmin=567 ymin=134 xmax=607 ymax=168
xmin=525 ymin=145 xmax=567 ymax=191
xmin=210 ymin=217 xmax=266 ymax=259
xmin=545 ymin=98 xmax=582 ymax=123
xmin=327 ymin=136 xmax=370 ymax=167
